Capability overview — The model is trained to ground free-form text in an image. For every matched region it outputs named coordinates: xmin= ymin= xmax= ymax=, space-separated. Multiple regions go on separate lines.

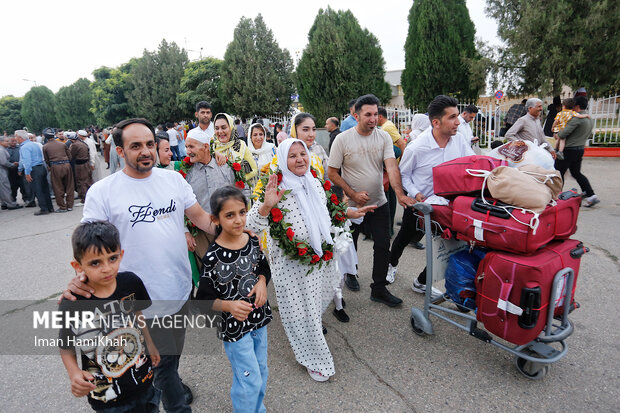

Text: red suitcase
xmin=433 ymin=155 xmax=507 ymax=198
xmin=452 ymin=194 xmax=580 ymax=254
xmin=413 ymin=203 xmax=454 ymax=236
xmin=474 ymin=239 xmax=586 ymax=345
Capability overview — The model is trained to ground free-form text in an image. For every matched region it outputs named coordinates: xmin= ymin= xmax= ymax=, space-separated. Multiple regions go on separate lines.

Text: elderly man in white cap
xmin=70 ymin=130 xmax=94 ymax=204
xmin=183 ymin=132 xmax=249 ymax=270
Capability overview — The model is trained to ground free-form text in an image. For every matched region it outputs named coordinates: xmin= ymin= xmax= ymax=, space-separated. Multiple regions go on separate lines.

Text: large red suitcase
xmin=451 ymin=193 xmax=580 ymax=254
xmin=474 ymin=239 xmax=586 ymax=345
xmin=433 ymin=155 xmax=507 ymax=198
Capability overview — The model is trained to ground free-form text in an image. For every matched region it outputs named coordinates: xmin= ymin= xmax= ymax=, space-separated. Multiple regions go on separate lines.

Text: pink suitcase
xmin=474 ymin=239 xmax=586 ymax=345
xmin=433 ymin=155 xmax=507 ymax=198
xmin=451 ymin=193 xmax=580 ymax=254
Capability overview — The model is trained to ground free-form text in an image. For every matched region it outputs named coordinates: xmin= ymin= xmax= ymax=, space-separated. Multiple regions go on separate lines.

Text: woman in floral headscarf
xmin=212 ymin=113 xmax=258 ymax=183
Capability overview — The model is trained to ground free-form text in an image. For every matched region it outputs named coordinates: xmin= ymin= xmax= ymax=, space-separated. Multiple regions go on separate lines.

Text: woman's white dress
xmin=246 ymin=178 xmax=341 ymax=377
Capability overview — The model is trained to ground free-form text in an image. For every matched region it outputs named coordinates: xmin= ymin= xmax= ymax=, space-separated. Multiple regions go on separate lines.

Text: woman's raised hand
xmin=263 ymin=173 xmax=284 ymax=209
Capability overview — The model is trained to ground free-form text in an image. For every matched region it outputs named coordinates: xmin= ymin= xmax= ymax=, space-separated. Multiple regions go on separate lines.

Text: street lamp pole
xmin=22 ymin=78 xmax=38 ymax=87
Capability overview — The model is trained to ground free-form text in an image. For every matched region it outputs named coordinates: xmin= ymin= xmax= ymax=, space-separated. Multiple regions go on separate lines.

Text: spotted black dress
xmin=196 ymin=235 xmax=272 ymax=342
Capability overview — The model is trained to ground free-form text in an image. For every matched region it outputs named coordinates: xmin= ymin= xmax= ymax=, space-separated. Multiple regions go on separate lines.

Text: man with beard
xmin=187 ymin=101 xmax=214 ymax=143
xmin=62 ymin=118 xmax=219 ymax=412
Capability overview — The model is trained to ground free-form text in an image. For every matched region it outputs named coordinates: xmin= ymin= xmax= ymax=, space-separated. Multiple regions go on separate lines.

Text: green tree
xmin=220 ymin=15 xmax=295 ymax=119
xmin=402 ymin=0 xmax=481 ymax=110
xmin=128 ymin=39 xmax=188 ymax=124
xmin=177 ymin=57 xmax=224 ymax=118
xmin=21 ymin=86 xmax=57 ymax=133
xmin=55 ymin=78 xmax=95 ymax=130
xmin=90 ymin=61 xmax=137 ymax=127
xmin=485 ymin=0 xmax=620 ymax=96
xmin=295 ymin=7 xmax=391 ymax=122
xmin=0 ymin=96 xmax=24 ymax=133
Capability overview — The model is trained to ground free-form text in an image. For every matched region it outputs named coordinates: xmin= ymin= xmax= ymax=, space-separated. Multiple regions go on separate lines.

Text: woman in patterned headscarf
xmin=212 ymin=113 xmax=258 ymax=182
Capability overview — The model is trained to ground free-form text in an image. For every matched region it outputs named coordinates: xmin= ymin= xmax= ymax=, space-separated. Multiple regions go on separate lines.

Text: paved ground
xmin=1 ymin=157 xmax=619 ymax=412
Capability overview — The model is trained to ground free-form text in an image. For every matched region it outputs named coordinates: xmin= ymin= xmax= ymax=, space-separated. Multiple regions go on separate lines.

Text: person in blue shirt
xmin=15 ymin=130 xmax=53 ymax=215
xmin=339 ymin=99 xmax=358 ymax=132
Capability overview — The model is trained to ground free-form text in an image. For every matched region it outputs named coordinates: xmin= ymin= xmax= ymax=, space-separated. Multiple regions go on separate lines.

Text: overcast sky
xmin=1 ymin=0 xmax=499 ymax=98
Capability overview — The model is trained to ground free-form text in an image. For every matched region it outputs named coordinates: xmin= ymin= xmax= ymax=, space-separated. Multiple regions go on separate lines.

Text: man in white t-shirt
xmin=328 ymin=94 xmax=415 ymax=308
xmin=166 ymin=122 xmax=181 ymax=161
xmin=62 ymin=118 xmax=216 ymax=411
xmin=390 ymin=95 xmax=474 ymax=297
xmin=457 ymin=104 xmax=480 ymax=145
xmin=187 ymin=101 xmax=214 ymax=144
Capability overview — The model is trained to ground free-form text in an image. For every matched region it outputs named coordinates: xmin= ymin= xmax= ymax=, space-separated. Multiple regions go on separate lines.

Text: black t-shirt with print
xmin=196 ymin=235 xmax=272 ymax=342
xmin=58 ymin=272 xmax=153 ymax=410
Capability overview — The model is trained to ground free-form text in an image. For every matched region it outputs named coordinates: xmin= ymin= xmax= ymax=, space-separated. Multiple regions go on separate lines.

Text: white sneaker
xmin=412 ymin=279 xmax=443 ymax=299
xmin=307 ymin=368 xmax=329 ymax=382
xmin=584 ymin=194 xmax=600 ymax=207
xmin=74 ymin=202 xmax=84 ymax=207
xmin=386 ymin=264 xmax=397 ymax=284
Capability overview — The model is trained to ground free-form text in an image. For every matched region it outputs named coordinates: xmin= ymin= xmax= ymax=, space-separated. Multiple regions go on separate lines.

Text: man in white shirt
xmin=187 ymin=101 xmax=214 ymax=144
xmin=389 ymin=95 xmax=474 ymax=296
xmin=166 ymin=122 xmax=181 ymax=161
xmin=62 ymin=118 xmax=217 ymax=411
xmin=457 ymin=104 xmax=480 ymax=145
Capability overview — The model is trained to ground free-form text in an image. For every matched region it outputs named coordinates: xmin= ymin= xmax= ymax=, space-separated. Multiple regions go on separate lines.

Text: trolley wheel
xmin=410 ymin=316 xmax=426 ymax=336
xmin=514 ymin=356 xmax=550 ymax=380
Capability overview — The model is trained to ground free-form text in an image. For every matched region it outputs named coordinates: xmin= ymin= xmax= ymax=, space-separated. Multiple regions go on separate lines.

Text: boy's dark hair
xmin=165 ymin=122 xmax=173 ymax=129
xmin=354 ymin=94 xmax=380 ymax=113
xmin=463 ymin=105 xmax=479 ymax=114
xmin=294 ymin=113 xmax=316 ymax=129
xmin=210 ymin=186 xmax=248 ymax=235
xmin=574 ymin=96 xmax=588 ymax=110
xmin=112 ymin=118 xmax=155 ymax=148
xmin=490 ymin=140 xmax=504 ymax=149
xmin=234 ymin=119 xmax=240 ymax=125
xmin=427 ymin=95 xmax=459 ymax=121
xmin=348 ymin=99 xmax=357 ymax=109
xmin=72 ymin=221 xmax=121 ymax=263
xmin=378 ymin=106 xmax=388 ymax=118
xmin=562 ymin=98 xmax=576 ymax=110
xmin=195 ymin=101 xmax=212 ymax=112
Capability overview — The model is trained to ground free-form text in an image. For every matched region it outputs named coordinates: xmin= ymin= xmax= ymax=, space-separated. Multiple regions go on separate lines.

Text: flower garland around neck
xmin=257 ymin=166 xmax=348 ymax=273
xmin=209 ymin=139 xmax=249 ymax=189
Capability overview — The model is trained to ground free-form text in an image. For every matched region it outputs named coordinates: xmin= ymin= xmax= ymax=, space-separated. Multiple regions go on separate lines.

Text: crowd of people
xmin=1 ymin=90 xmax=599 ymax=412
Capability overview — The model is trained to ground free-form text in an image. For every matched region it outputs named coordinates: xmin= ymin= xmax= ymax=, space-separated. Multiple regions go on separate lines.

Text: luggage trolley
xmin=409 ymin=202 xmax=587 ymax=380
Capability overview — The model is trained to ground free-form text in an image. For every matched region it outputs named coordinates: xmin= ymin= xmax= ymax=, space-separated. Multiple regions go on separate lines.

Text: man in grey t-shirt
xmin=328 ymin=94 xmax=415 ymax=307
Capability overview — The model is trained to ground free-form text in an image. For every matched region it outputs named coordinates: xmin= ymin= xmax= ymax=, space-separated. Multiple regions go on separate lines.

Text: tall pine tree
xmin=296 ymin=8 xmax=391 ymax=121
xmin=21 ymin=86 xmax=57 ymax=133
xmin=220 ymin=15 xmax=294 ymax=118
xmin=128 ymin=39 xmax=188 ymax=124
xmin=55 ymin=78 xmax=95 ymax=130
xmin=402 ymin=0 xmax=480 ymax=109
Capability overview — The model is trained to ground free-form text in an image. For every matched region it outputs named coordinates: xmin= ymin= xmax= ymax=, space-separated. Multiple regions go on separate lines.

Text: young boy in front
xmin=58 ymin=221 xmax=160 ymax=412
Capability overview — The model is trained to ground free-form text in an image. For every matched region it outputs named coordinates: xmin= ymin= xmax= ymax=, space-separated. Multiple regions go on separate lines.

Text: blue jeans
xmin=170 ymin=145 xmax=181 ymax=161
xmin=223 ymin=327 xmax=268 ymax=413
xmin=94 ymin=384 xmax=157 ymax=412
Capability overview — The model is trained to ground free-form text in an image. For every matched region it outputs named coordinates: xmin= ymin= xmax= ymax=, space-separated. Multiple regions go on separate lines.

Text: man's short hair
xmin=234 ymin=119 xmax=240 ymax=125
xmin=165 ymin=122 xmax=173 ymax=129
xmin=427 ymin=95 xmax=459 ymax=121
xmin=112 ymin=118 xmax=155 ymax=148
xmin=195 ymin=101 xmax=212 ymax=112
xmin=574 ymin=96 xmax=588 ymax=110
xmin=377 ymin=106 xmax=388 ymax=118
xmin=463 ymin=105 xmax=479 ymax=114
xmin=354 ymin=94 xmax=380 ymax=113
xmin=327 ymin=117 xmax=339 ymax=127
xmin=526 ymin=98 xmax=542 ymax=109
xmin=72 ymin=221 xmax=121 ymax=263
xmin=14 ymin=130 xmax=29 ymax=140
xmin=348 ymin=99 xmax=357 ymax=109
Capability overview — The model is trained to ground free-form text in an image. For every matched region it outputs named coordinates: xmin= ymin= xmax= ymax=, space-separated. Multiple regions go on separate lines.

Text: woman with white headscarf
xmin=246 ymin=138 xmax=375 ymax=382
xmin=406 ymin=113 xmax=431 ymax=144
xmin=247 ymin=123 xmax=276 ymax=186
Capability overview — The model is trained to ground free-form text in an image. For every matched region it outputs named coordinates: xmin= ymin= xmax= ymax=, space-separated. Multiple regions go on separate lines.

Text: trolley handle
xmin=412 ymin=202 xmax=433 ymax=215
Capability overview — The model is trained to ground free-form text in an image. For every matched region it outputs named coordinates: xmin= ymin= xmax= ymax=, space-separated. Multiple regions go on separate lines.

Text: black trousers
xmin=554 ymin=147 xmax=594 ymax=197
xmin=31 ymin=164 xmax=53 ymax=211
xmin=351 ymin=203 xmax=391 ymax=291
xmin=8 ymin=167 xmax=19 ymax=200
xmin=389 ymin=206 xmax=427 ymax=284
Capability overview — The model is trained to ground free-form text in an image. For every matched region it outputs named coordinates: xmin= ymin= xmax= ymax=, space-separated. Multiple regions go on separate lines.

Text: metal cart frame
xmin=409 ymin=202 xmax=584 ymax=380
